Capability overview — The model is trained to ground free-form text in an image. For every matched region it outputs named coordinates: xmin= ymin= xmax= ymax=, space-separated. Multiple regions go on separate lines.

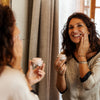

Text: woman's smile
xmin=68 ymin=18 xmax=89 ymax=43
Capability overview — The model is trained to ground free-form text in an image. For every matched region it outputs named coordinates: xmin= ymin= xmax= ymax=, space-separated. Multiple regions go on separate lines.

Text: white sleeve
xmin=11 ymin=70 xmax=39 ymax=100
xmin=81 ymin=58 xmax=100 ymax=90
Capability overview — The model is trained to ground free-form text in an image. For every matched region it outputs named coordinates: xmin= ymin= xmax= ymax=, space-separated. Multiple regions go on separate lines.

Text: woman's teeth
xmin=73 ymin=34 xmax=80 ymax=37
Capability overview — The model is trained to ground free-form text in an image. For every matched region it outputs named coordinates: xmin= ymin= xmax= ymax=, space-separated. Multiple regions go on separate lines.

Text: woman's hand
xmin=54 ymin=58 xmax=66 ymax=76
xmin=26 ymin=60 xmax=45 ymax=86
xmin=78 ymin=33 xmax=90 ymax=57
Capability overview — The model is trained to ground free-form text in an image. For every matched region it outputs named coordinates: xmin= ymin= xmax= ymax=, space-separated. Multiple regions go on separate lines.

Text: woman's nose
xmin=73 ymin=27 xmax=79 ymax=33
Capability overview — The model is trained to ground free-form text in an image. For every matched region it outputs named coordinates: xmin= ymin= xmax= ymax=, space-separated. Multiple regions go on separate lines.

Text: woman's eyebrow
xmin=76 ymin=22 xmax=83 ymax=24
xmin=69 ymin=22 xmax=83 ymax=26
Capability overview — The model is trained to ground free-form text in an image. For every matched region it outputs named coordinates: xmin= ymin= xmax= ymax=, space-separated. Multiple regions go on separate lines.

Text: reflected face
xmin=13 ymin=25 xmax=20 ymax=37
xmin=13 ymin=25 xmax=22 ymax=54
xmin=68 ymin=18 xmax=89 ymax=44
xmin=12 ymin=25 xmax=23 ymax=69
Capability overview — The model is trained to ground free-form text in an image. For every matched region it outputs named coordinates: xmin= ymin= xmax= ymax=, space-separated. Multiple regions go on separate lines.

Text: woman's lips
xmin=72 ymin=33 xmax=83 ymax=37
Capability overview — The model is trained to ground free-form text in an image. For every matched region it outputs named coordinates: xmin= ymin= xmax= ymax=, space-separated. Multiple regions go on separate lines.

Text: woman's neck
xmin=74 ymin=48 xmax=97 ymax=60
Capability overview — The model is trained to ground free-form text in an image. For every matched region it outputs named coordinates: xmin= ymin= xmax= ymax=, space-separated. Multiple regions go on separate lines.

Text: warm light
xmin=1 ymin=0 xmax=10 ymax=6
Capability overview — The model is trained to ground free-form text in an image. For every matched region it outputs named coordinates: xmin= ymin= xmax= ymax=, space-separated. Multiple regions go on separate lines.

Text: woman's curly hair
xmin=62 ymin=12 xmax=100 ymax=57
xmin=0 ymin=5 xmax=15 ymax=73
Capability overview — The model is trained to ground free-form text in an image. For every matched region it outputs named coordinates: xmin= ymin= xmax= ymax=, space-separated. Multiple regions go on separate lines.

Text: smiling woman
xmin=54 ymin=12 xmax=100 ymax=100
xmin=68 ymin=18 xmax=89 ymax=44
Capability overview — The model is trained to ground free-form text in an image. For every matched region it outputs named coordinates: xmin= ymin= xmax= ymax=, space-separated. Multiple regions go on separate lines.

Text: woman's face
xmin=68 ymin=18 xmax=89 ymax=44
xmin=12 ymin=25 xmax=23 ymax=70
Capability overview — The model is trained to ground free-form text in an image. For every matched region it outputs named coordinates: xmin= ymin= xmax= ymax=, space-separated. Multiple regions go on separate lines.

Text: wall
xmin=59 ymin=0 xmax=77 ymax=52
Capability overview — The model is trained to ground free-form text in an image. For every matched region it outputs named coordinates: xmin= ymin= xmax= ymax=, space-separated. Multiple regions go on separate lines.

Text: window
xmin=84 ymin=0 xmax=91 ymax=16
xmin=83 ymin=0 xmax=100 ymax=34
xmin=95 ymin=0 xmax=100 ymax=33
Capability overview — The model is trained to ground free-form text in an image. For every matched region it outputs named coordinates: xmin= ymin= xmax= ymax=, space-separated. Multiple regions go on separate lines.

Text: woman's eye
xmin=77 ymin=24 xmax=82 ymax=27
xmin=69 ymin=26 xmax=73 ymax=29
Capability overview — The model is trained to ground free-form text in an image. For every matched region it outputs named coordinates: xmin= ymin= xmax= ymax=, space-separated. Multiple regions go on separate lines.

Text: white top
xmin=62 ymin=52 xmax=100 ymax=100
xmin=0 ymin=66 xmax=39 ymax=100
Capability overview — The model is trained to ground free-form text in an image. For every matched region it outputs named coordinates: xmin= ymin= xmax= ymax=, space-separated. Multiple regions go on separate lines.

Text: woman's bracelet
xmin=79 ymin=61 xmax=87 ymax=64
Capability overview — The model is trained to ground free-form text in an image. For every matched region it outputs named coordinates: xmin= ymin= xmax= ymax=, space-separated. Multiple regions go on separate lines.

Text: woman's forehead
xmin=69 ymin=18 xmax=85 ymax=25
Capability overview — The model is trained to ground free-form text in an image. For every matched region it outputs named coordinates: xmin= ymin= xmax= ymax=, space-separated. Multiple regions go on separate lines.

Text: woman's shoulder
xmin=4 ymin=66 xmax=25 ymax=77
xmin=0 ymin=66 xmax=39 ymax=100
xmin=88 ymin=51 xmax=100 ymax=63
xmin=0 ymin=66 xmax=27 ymax=92
xmin=91 ymin=51 xmax=100 ymax=59
xmin=1 ymin=66 xmax=26 ymax=84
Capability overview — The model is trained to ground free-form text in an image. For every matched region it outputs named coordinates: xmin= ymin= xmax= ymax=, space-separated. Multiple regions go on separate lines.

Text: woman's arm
xmin=77 ymin=34 xmax=100 ymax=89
xmin=56 ymin=69 xmax=67 ymax=93
xmin=55 ymin=58 xmax=67 ymax=92
xmin=77 ymin=34 xmax=90 ymax=78
xmin=78 ymin=56 xmax=90 ymax=78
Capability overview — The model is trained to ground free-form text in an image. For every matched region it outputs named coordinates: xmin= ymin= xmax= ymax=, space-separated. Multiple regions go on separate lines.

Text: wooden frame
xmin=0 ymin=0 xmax=12 ymax=7
xmin=90 ymin=0 xmax=96 ymax=19
xmin=79 ymin=0 xmax=96 ymax=19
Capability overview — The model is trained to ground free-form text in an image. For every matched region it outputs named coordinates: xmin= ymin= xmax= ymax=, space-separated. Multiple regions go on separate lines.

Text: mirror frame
xmin=0 ymin=0 xmax=12 ymax=7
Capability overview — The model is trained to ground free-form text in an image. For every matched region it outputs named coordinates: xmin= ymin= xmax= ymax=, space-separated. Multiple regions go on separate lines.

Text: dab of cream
xmin=57 ymin=54 xmax=67 ymax=60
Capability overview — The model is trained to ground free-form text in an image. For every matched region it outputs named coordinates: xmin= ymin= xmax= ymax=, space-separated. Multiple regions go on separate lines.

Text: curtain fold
xmin=29 ymin=0 xmax=41 ymax=58
xmin=50 ymin=0 xmax=59 ymax=99
xmin=28 ymin=0 xmax=59 ymax=100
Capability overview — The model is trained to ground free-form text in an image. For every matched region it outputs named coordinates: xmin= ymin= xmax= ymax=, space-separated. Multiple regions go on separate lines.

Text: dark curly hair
xmin=62 ymin=12 xmax=100 ymax=57
xmin=0 ymin=5 xmax=15 ymax=73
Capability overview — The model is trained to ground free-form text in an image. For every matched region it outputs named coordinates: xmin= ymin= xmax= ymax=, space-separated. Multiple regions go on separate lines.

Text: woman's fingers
xmin=84 ymin=34 xmax=90 ymax=47
xmin=33 ymin=63 xmax=45 ymax=74
xmin=78 ymin=33 xmax=90 ymax=56
xmin=38 ymin=70 xmax=45 ymax=77
xmin=28 ymin=60 xmax=33 ymax=70
xmin=55 ymin=58 xmax=66 ymax=71
xmin=57 ymin=60 xmax=65 ymax=71
xmin=41 ymin=63 xmax=45 ymax=70
xmin=55 ymin=57 xmax=60 ymax=66
xmin=57 ymin=64 xmax=66 ymax=75
xmin=54 ymin=57 xmax=66 ymax=75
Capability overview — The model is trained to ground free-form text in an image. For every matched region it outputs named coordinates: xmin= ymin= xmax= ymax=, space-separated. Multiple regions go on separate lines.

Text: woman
xmin=55 ymin=12 xmax=100 ymax=100
xmin=0 ymin=5 xmax=45 ymax=100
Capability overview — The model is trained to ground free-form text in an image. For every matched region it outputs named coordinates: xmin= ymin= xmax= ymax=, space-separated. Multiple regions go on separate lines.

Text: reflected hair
xmin=0 ymin=5 xmax=15 ymax=73
xmin=62 ymin=12 xmax=100 ymax=57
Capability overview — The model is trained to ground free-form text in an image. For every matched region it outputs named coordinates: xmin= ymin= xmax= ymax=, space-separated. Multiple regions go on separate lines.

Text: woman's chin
xmin=72 ymin=40 xmax=80 ymax=44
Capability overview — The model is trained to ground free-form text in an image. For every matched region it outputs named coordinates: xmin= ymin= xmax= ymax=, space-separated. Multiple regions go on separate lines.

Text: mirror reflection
xmin=0 ymin=0 xmax=100 ymax=100
xmin=59 ymin=0 xmax=100 ymax=100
